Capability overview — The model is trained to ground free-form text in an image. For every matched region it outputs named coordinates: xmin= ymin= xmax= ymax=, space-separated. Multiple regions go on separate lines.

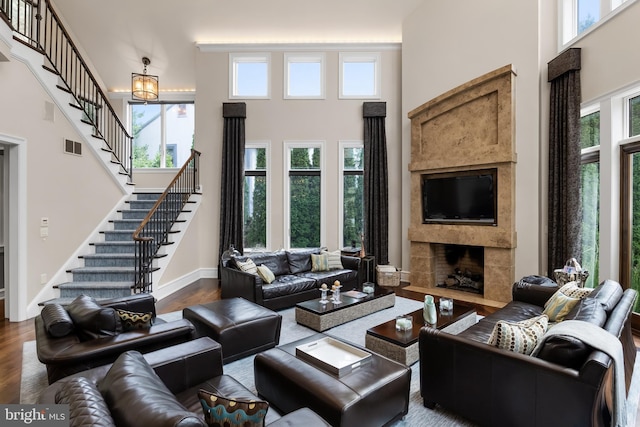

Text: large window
xmin=229 ymin=53 xmax=270 ymax=99
xmin=130 ymin=102 xmax=194 ymax=168
xmin=287 ymin=144 xmax=322 ymax=248
xmin=580 ymin=110 xmax=600 ymax=288
xmin=284 ymin=53 xmax=325 ymax=99
xmin=244 ymin=144 xmax=268 ymax=250
xmin=341 ymin=143 xmax=364 ymax=248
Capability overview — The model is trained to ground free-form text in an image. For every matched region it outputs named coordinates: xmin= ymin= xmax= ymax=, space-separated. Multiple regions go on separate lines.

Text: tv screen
xmin=421 ymin=169 xmax=497 ymax=225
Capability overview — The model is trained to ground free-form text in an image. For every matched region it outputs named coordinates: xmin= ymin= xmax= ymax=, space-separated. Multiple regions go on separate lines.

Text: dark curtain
xmin=547 ymin=48 xmax=582 ymax=275
xmin=363 ymin=102 xmax=389 ymax=265
xmin=219 ymin=102 xmax=246 ymax=260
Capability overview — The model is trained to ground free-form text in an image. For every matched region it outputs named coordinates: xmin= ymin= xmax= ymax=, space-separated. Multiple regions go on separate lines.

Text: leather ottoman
xmin=183 ymin=297 xmax=282 ymax=363
xmin=254 ymin=333 xmax=411 ymax=427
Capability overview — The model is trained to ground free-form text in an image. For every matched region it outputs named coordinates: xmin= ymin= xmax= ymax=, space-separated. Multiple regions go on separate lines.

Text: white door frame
xmin=0 ymin=133 xmax=27 ymax=321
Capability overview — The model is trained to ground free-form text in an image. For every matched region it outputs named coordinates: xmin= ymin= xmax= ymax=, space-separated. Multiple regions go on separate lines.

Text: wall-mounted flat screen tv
xmin=421 ymin=169 xmax=497 ymax=225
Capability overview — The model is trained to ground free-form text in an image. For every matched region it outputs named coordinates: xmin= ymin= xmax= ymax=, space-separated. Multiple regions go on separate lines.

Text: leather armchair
xmin=36 ymin=293 xmax=196 ymax=384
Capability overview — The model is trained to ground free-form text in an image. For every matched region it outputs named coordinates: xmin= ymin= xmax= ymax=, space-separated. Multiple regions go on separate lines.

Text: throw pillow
xmin=311 ymin=253 xmax=329 ymax=272
xmin=40 ymin=303 xmax=74 ymax=338
xmin=198 ymin=389 xmax=268 ymax=427
xmin=56 ymin=377 xmax=116 ymax=427
xmin=256 ymin=265 xmax=276 ymax=284
xmin=487 ymin=314 xmax=549 ymax=355
xmin=557 ymin=281 xmax=594 ymax=298
xmin=116 ymin=309 xmax=153 ymax=331
xmin=543 ymin=291 xmax=581 ymax=322
xmin=235 ymin=258 xmax=258 ymax=275
xmin=66 ymin=295 xmax=122 ymax=340
xmin=323 ymin=250 xmax=344 ymax=270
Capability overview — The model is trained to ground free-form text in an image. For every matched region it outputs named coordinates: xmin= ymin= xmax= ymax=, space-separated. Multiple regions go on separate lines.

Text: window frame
xmin=339 ymin=52 xmax=381 ymax=100
xmin=284 ymin=52 xmax=326 ymax=100
xmin=284 ymin=141 xmax=325 ymax=249
xmin=243 ymin=141 xmax=271 ymax=252
xmin=339 ymin=140 xmax=364 ymax=249
xmin=229 ymin=52 xmax=271 ymax=99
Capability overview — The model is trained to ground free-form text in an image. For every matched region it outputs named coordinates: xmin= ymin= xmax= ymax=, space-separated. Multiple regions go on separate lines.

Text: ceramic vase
xmin=423 ymin=295 xmax=437 ymax=325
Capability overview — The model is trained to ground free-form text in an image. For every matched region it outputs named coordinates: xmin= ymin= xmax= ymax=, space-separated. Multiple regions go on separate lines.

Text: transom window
xmin=284 ymin=53 xmax=325 ymax=99
xmin=560 ymin=0 xmax=631 ymax=46
xmin=229 ymin=53 xmax=271 ymax=99
xmin=339 ymin=52 xmax=381 ymax=99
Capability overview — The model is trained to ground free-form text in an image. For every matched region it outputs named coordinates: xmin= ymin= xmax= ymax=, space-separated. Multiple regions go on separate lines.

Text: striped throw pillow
xmin=235 ymin=258 xmax=258 ymax=275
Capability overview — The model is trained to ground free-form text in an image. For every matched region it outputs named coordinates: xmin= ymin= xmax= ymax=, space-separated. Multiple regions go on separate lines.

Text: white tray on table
xmin=295 ymin=337 xmax=371 ymax=377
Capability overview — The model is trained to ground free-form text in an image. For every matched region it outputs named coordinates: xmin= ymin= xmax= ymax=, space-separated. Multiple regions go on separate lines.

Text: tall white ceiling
xmin=50 ymin=0 xmax=424 ymax=93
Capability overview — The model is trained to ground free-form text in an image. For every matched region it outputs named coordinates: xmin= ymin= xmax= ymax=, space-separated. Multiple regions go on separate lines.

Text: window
xmin=560 ymin=0 xmax=631 ymax=45
xmin=580 ymin=109 xmax=600 ymax=288
xmin=341 ymin=143 xmax=364 ymax=249
xmin=244 ymin=144 xmax=268 ymax=250
xmin=287 ymin=144 xmax=323 ymax=248
xmin=339 ymin=52 xmax=381 ymax=99
xmin=284 ymin=53 xmax=325 ymax=99
xmin=130 ymin=102 xmax=194 ymax=168
xmin=229 ymin=53 xmax=270 ymax=99
xmin=628 ymin=94 xmax=640 ymax=137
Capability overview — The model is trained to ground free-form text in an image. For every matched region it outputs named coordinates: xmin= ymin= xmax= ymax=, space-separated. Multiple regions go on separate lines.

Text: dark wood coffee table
xmin=295 ymin=287 xmax=395 ymax=331
xmin=365 ymin=301 xmax=476 ymax=365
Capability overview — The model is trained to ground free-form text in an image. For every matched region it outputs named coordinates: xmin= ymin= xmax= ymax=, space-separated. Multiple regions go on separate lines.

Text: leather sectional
xmin=419 ymin=279 xmax=637 ymax=427
xmin=220 ymin=247 xmax=361 ymax=310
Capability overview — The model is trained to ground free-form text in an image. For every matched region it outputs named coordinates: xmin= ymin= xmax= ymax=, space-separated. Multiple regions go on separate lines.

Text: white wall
xmin=0 ymin=56 xmax=123 ymax=310
xmin=192 ymin=46 xmax=404 ymax=269
xmin=401 ymin=0 xmax=544 ymax=278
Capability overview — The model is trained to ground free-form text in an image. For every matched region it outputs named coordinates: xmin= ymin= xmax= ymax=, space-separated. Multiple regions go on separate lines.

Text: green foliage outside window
xmin=580 ymin=111 xmax=600 ymax=289
xmin=244 ymin=148 xmax=267 ymax=249
xmin=289 ymin=147 xmax=321 ymax=248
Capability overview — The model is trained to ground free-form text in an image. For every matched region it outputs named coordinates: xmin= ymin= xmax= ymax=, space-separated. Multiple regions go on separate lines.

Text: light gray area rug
xmin=21 ymin=297 xmax=640 ymax=427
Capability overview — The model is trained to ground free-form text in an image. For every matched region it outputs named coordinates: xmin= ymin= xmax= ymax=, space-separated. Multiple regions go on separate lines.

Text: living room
xmin=1 ymin=0 xmax=640 ymax=425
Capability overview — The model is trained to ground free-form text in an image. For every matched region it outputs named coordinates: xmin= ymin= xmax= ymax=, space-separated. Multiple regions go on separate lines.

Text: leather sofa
xmin=36 ymin=293 xmax=196 ymax=384
xmin=221 ymin=248 xmax=361 ymax=310
xmin=419 ymin=279 xmax=637 ymax=427
xmin=38 ymin=337 xmax=330 ymax=427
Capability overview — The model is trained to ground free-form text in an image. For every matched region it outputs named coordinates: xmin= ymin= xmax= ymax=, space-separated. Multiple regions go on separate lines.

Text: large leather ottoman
xmin=254 ymin=333 xmax=411 ymax=427
xmin=183 ymin=297 xmax=282 ymax=363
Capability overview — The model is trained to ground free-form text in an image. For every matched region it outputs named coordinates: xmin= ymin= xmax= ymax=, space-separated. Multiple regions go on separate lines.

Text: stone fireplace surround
xmin=408 ymin=65 xmax=517 ymax=305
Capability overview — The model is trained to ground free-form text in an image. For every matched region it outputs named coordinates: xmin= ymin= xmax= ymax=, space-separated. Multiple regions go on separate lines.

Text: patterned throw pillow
xmin=311 ymin=254 xmax=329 ymax=272
xmin=487 ymin=314 xmax=549 ymax=355
xmin=198 ymin=389 xmax=268 ymax=427
xmin=235 ymin=258 xmax=258 ymax=275
xmin=116 ymin=309 xmax=153 ymax=331
xmin=543 ymin=291 xmax=581 ymax=322
xmin=256 ymin=265 xmax=276 ymax=284
xmin=323 ymin=250 xmax=344 ymax=270
xmin=556 ymin=281 xmax=594 ymax=298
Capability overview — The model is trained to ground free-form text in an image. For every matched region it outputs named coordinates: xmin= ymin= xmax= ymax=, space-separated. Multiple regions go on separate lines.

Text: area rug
xmin=21 ymin=297 xmax=640 ymax=426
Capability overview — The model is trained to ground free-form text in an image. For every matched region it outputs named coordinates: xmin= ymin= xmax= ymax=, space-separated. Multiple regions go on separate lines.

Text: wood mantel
xmin=408 ymin=65 xmax=517 ymax=303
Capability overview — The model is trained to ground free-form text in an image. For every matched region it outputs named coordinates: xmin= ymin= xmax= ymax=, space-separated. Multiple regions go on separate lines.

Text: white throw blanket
xmin=532 ymin=320 xmax=626 ymax=427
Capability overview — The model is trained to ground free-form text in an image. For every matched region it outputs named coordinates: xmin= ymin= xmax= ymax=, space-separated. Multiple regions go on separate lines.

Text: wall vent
xmin=64 ymin=139 xmax=82 ymax=156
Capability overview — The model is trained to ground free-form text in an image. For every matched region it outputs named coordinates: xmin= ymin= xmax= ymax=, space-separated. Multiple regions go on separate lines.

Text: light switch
xmin=40 ymin=227 xmax=48 ymax=238
xmin=40 ymin=217 xmax=49 ymax=227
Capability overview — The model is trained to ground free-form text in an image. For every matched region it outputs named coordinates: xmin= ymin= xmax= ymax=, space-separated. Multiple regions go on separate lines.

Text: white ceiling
xmin=50 ymin=0 xmax=424 ymax=94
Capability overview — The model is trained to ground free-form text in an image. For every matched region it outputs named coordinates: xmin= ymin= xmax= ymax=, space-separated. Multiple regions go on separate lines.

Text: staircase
xmin=44 ymin=193 xmax=161 ymax=305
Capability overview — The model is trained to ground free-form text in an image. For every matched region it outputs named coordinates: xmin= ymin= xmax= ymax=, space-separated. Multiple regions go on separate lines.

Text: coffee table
xmin=365 ymin=301 xmax=476 ymax=365
xmin=295 ymin=287 xmax=395 ymax=331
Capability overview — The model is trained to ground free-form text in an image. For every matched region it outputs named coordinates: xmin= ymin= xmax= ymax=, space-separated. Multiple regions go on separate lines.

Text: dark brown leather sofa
xmin=221 ymin=248 xmax=361 ymax=310
xmin=419 ymin=279 xmax=637 ymax=427
xmin=35 ymin=293 xmax=196 ymax=384
xmin=38 ymin=337 xmax=330 ymax=427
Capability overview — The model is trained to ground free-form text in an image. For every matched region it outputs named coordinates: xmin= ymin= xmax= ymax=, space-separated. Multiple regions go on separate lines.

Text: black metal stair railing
xmin=0 ymin=0 xmax=133 ymax=181
xmin=133 ymin=150 xmax=201 ymax=293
